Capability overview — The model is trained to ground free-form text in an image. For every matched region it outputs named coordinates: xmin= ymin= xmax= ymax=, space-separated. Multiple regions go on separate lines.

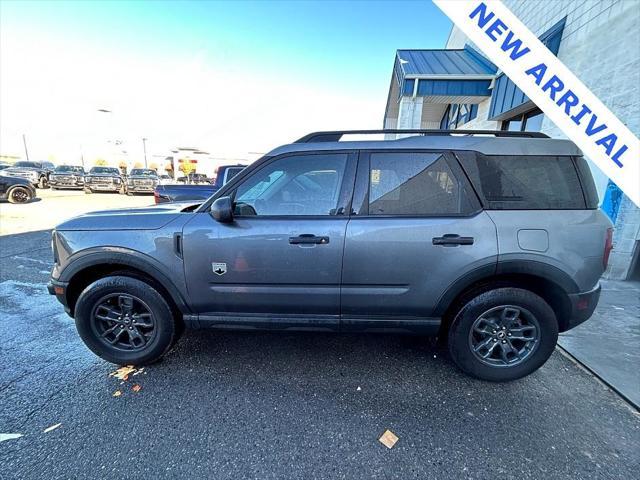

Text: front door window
xmin=233 ymin=153 xmax=349 ymax=216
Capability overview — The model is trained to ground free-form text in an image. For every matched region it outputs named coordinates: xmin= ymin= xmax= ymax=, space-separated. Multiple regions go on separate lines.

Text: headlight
xmin=29 ymin=171 xmax=38 ymax=178
xmin=114 ymin=178 xmax=122 ymax=184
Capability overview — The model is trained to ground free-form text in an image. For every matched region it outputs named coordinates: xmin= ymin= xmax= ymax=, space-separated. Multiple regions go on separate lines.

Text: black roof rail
xmin=295 ymin=129 xmax=550 ymax=143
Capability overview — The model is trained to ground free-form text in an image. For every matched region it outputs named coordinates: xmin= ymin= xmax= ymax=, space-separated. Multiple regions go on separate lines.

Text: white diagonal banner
xmin=433 ymin=0 xmax=640 ymax=206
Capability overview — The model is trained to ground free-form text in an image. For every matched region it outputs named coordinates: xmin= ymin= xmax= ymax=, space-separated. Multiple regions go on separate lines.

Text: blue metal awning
xmin=488 ymin=17 xmax=566 ymax=120
xmin=394 ymin=46 xmax=497 ymax=101
xmin=396 ymin=47 xmax=496 ymax=77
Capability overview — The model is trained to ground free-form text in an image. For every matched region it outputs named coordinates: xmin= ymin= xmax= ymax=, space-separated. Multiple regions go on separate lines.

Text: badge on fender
xmin=212 ymin=262 xmax=227 ymax=275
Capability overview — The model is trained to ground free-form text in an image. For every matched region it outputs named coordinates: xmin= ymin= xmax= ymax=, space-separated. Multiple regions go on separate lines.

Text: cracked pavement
xmin=1 ymin=227 xmax=639 ymax=479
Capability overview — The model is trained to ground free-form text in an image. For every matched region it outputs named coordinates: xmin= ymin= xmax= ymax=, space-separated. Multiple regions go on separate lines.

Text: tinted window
xmin=368 ymin=152 xmax=475 ymax=215
xmin=14 ymin=161 xmax=42 ymax=168
xmin=224 ymin=167 xmax=244 ymax=183
xmin=234 ymin=154 xmax=347 ymax=216
xmin=55 ymin=165 xmax=84 ymax=173
xmin=130 ymin=169 xmax=156 ymax=176
xmin=574 ymin=156 xmax=599 ymax=209
xmin=90 ymin=167 xmax=119 ymax=174
xmin=458 ymin=153 xmax=586 ymax=209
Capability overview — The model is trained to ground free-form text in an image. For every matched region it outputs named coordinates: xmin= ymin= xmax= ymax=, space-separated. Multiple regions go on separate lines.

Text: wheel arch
xmin=60 ymin=250 xmax=191 ymax=318
xmin=435 ymin=261 xmax=576 ymax=334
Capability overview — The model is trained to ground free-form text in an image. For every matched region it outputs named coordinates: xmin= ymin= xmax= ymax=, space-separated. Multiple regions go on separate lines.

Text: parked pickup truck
xmin=154 ymin=164 xmax=246 ymax=203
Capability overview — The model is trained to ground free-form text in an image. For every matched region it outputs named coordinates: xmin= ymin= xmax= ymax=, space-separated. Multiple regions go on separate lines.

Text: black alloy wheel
xmin=8 ymin=186 xmax=32 ymax=204
xmin=91 ymin=293 xmax=157 ymax=351
xmin=468 ymin=305 xmax=540 ymax=367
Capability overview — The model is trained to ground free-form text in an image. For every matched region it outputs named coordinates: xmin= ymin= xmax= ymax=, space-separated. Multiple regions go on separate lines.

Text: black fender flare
xmin=59 ymin=248 xmax=191 ymax=314
xmin=433 ymin=259 xmax=578 ymax=316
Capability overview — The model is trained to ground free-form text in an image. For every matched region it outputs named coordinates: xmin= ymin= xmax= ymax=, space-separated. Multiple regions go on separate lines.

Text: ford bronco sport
xmin=48 ymin=130 xmax=612 ymax=381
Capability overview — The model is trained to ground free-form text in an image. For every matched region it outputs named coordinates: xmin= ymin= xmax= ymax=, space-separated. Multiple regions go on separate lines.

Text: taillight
xmin=154 ymin=191 xmax=160 ymax=204
xmin=603 ymin=227 xmax=613 ymax=269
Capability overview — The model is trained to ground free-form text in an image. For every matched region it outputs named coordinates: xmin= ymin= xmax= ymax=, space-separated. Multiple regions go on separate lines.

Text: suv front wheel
xmin=74 ymin=276 xmax=177 ymax=365
xmin=448 ymin=288 xmax=558 ymax=382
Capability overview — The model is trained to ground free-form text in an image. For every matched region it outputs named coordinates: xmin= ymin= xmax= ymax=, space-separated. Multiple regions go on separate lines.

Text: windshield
xmin=14 ymin=161 xmax=42 ymax=168
xmin=130 ymin=169 xmax=157 ymax=176
xmin=89 ymin=167 xmax=119 ymax=174
xmin=55 ymin=165 xmax=84 ymax=173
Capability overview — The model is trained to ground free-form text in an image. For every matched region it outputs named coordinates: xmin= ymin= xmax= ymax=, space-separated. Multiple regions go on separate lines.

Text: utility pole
xmin=142 ymin=138 xmax=148 ymax=168
xmin=22 ymin=134 xmax=30 ymax=160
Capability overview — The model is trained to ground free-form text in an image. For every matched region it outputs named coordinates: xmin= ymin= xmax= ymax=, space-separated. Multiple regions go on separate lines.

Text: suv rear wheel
xmin=448 ymin=288 xmax=558 ymax=382
xmin=74 ymin=276 xmax=177 ymax=365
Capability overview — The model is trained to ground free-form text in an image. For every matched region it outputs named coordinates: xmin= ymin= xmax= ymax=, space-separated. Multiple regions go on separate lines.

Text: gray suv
xmin=48 ymin=130 xmax=612 ymax=381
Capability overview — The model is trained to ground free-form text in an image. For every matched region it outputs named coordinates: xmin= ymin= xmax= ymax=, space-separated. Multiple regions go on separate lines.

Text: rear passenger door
xmin=340 ymin=150 xmax=498 ymax=331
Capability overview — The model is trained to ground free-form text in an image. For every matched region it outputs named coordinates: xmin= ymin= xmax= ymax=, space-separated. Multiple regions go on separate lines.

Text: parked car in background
xmin=158 ymin=174 xmax=172 ymax=185
xmin=179 ymin=172 xmax=210 ymax=184
xmin=126 ymin=168 xmax=158 ymax=195
xmin=0 ymin=161 xmax=54 ymax=188
xmin=0 ymin=175 xmax=37 ymax=203
xmin=154 ymin=164 xmax=246 ymax=203
xmin=84 ymin=166 xmax=124 ymax=194
xmin=50 ymin=130 xmax=610 ymax=382
xmin=50 ymin=165 xmax=86 ymax=190
xmin=0 ymin=163 xmax=12 ymax=170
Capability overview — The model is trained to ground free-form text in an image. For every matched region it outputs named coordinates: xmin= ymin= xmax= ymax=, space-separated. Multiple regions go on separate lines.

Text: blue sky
xmin=0 ymin=0 xmax=452 ymax=161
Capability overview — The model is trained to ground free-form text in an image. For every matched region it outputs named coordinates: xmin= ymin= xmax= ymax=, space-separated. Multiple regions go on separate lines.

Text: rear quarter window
xmin=457 ymin=152 xmax=587 ymax=210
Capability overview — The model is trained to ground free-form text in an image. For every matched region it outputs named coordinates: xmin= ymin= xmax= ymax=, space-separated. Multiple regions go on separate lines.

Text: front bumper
xmin=86 ymin=183 xmax=121 ymax=192
xmin=127 ymin=185 xmax=156 ymax=193
xmin=48 ymin=279 xmax=71 ymax=315
xmin=564 ymin=282 xmax=601 ymax=331
xmin=50 ymin=179 xmax=84 ymax=189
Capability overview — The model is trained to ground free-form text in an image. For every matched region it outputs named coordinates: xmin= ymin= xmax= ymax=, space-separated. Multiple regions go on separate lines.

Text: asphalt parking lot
xmin=1 ymin=192 xmax=639 ymax=479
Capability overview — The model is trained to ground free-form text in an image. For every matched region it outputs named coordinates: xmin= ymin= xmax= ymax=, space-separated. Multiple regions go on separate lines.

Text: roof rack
xmin=295 ymin=129 xmax=549 ymax=143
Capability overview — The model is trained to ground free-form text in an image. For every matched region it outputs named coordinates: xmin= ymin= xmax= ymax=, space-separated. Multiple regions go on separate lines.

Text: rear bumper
xmin=564 ymin=282 xmax=601 ymax=331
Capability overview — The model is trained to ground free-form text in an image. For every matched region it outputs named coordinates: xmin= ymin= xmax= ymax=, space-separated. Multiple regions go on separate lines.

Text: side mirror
xmin=211 ymin=196 xmax=234 ymax=223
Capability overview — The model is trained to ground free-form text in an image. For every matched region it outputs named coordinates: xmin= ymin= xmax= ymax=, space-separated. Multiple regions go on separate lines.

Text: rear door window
xmin=457 ymin=153 xmax=587 ymax=209
xmin=366 ymin=151 xmax=477 ymax=216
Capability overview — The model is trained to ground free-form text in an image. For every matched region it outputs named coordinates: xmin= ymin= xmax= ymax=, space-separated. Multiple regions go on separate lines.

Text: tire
xmin=38 ymin=176 xmax=49 ymax=189
xmin=51 ymin=186 xmax=57 ymax=190
xmin=448 ymin=288 xmax=558 ymax=382
xmin=74 ymin=276 xmax=177 ymax=365
xmin=7 ymin=186 xmax=33 ymax=204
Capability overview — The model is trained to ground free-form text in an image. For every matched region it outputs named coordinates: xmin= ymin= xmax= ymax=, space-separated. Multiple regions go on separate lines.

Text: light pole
xmin=142 ymin=137 xmax=148 ymax=168
xmin=22 ymin=134 xmax=30 ymax=161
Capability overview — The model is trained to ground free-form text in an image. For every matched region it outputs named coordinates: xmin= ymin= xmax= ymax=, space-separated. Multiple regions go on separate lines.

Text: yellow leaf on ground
xmin=109 ymin=365 xmax=137 ymax=380
xmin=112 ymin=390 xmax=122 ymax=397
xmin=132 ymin=384 xmax=142 ymax=393
xmin=43 ymin=423 xmax=62 ymax=433
xmin=379 ymin=429 xmax=399 ymax=449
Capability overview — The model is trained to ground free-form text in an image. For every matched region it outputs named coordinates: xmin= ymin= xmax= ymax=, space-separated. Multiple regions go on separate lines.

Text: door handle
xmin=289 ymin=234 xmax=330 ymax=245
xmin=432 ymin=234 xmax=474 ymax=246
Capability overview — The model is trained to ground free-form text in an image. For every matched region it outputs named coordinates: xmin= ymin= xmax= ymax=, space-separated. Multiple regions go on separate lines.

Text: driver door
xmin=181 ymin=151 xmax=357 ymax=327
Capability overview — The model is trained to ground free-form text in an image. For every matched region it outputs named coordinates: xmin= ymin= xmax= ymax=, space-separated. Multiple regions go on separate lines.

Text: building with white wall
xmin=383 ymin=0 xmax=640 ymax=280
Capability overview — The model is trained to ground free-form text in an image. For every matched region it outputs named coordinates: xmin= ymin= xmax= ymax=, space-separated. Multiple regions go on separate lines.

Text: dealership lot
xmin=0 ymin=188 xmax=152 ymax=235
xmin=0 ymin=195 xmax=639 ymax=479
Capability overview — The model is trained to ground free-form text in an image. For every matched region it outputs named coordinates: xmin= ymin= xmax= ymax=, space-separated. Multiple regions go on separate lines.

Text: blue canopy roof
xmin=396 ymin=47 xmax=496 ymax=77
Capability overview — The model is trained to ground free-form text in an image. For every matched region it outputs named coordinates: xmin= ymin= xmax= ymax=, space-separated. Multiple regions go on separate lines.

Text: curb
xmin=556 ymin=345 xmax=639 ymax=412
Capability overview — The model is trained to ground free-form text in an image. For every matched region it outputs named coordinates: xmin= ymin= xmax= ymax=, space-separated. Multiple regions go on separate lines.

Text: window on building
xmin=501 ymin=108 xmax=544 ymax=132
xmin=368 ymin=152 xmax=476 ymax=215
xmin=440 ymin=103 xmax=478 ymax=129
